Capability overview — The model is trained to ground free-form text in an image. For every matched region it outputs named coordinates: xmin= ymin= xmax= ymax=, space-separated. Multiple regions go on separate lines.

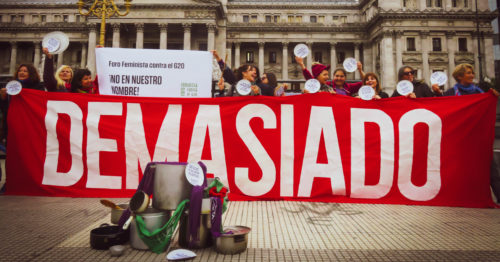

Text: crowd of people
xmin=0 ymin=48 xmax=499 ymax=202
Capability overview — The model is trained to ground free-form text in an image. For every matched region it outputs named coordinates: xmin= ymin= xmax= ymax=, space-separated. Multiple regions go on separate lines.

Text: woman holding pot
xmin=42 ymin=47 xmax=73 ymax=92
xmin=295 ymin=56 xmax=364 ymax=95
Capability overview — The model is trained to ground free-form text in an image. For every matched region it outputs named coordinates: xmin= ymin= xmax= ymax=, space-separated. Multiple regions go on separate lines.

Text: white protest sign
xmin=185 ymin=163 xmax=204 ymax=186
xmin=430 ymin=71 xmax=447 ymax=86
xmin=44 ymin=38 xmax=60 ymax=53
xmin=343 ymin=58 xmax=357 ymax=73
xmin=236 ymin=79 xmax=252 ymax=95
xmin=6 ymin=80 xmax=22 ymax=95
xmin=294 ymin=44 xmax=309 ymax=58
xmin=397 ymin=80 xmax=414 ymax=96
xmin=304 ymin=79 xmax=321 ymax=93
xmin=359 ymin=85 xmax=375 ymax=100
xmin=96 ymin=48 xmax=212 ymax=97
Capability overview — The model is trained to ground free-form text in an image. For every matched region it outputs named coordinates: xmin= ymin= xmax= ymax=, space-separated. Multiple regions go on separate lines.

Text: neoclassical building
xmin=0 ymin=0 xmax=496 ymax=92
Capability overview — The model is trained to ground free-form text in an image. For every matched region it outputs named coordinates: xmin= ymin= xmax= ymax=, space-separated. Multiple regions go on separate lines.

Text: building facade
xmin=0 ymin=0 xmax=496 ymax=92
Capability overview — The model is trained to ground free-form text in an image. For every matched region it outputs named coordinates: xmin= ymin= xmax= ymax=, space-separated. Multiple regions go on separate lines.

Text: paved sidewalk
xmin=0 ymin=196 xmax=499 ymax=261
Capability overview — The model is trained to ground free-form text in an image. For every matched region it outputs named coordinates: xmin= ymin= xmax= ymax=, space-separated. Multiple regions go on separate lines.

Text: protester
xmin=354 ymin=72 xmax=388 ymax=99
xmin=442 ymin=63 xmax=500 ymax=203
xmin=42 ymin=47 xmax=73 ymax=92
xmin=392 ymin=65 xmax=441 ymax=98
xmin=0 ymin=63 xmax=44 ymax=193
xmin=295 ymin=56 xmax=364 ymax=95
xmin=70 ymin=69 xmax=99 ymax=94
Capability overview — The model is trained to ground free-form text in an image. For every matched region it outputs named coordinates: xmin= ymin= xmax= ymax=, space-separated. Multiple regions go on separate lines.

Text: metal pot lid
xmin=221 ymin=226 xmax=251 ymax=236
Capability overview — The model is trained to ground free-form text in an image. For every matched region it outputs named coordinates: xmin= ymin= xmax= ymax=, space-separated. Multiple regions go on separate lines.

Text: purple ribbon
xmin=187 ymin=162 xmax=207 ymax=248
xmin=210 ymin=197 xmax=223 ymax=238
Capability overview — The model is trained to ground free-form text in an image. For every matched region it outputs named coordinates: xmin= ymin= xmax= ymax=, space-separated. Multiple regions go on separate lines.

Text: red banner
xmin=5 ymin=89 xmax=497 ymax=208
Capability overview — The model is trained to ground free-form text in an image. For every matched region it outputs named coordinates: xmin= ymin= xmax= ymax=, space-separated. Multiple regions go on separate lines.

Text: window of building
xmin=403 ymin=0 xmax=407 ymax=7
xmin=337 ymin=52 xmax=345 ymax=64
xmin=296 ymin=16 xmax=302 ymax=23
xmin=269 ymin=51 xmax=277 ymax=63
xmin=10 ymin=15 xmax=16 ymax=22
xmin=332 ymin=16 xmax=339 ymax=20
xmin=246 ymin=51 xmax=254 ymax=63
xmin=0 ymin=15 xmax=3 ymax=23
xmin=458 ymin=38 xmax=467 ymax=51
xmin=41 ymin=14 xmax=46 ymax=22
xmin=435 ymin=0 xmax=442 ymax=7
xmin=318 ymin=16 xmax=325 ymax=23
xmin=63 ymin=15 xmax=68 ymax=22
xmin=452 ymin=0 xmax=457 ymax=7
xmin=199 ymin=43 xmax=207 ymax=51
xmin=243 ymin=15 xmax=249 ymax=23
xmin=314 ymin=52 xmax=322 ymax=63
xmin=432 ymin=38 xmax=442 ymax=51
xmin=288 ymin=15 xmax=294 ymax=23
xmin=340 ymin=16 xmax=347 ymax=23
xmin=426 ymin=0 xmax=432 ymax=7
xmin=250 ymin=15 xmax=257 ymax=23
xmin=464 ymin=0 xmax=468 ymax=7
xmin=291 ymin=54 xmax=296 ymax=63
xmin=265 ymin=15 xmax=272 ymax=23
xmin=310 ymin=16 xmax=317 ymax=23
xmin=407 ymin=37 xmax=416 ymax=51
xmin=273 ymin=15 xmax=279 ymax=22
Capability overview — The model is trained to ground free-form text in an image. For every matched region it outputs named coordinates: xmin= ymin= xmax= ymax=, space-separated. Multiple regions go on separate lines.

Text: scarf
xmin=453 ymin=83 xmax=483 ymax=96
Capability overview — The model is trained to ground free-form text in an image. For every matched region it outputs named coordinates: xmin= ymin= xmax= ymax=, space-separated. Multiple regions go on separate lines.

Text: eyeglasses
xmin=403 ymin=71 xmax=415 ymax=76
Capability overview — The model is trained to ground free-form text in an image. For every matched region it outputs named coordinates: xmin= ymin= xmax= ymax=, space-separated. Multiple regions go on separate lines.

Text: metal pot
xmin=153 ymin=163 xmax=192 ymax=211
xmin=110 ymin=204 xmax=128 ymax=224
xmin=215 ymin=226 xmax=251 ymax=254
xmin=130 ymin=207 xmax=171 ymax=250
xmin=178 ymin=211 xmax=212 ymax=249
xmin=90 ymin=224 xmax=129 ymax=250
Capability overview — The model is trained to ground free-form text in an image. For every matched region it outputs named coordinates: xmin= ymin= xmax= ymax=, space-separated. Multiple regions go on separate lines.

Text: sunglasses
xmin=403 ymin=71 xmax=415 ymax=76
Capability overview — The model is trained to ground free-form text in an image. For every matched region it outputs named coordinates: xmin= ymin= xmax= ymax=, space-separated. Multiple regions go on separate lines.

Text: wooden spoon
xmin=100 ymin=199 xmax=123 ymax=210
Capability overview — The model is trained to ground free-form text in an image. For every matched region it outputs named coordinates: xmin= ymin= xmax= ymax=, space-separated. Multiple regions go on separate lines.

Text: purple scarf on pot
xmin=188 ymin=161 xmax=208 ymax=248
xmin=117 ymin=162 xmax=157 ymax=227
xmin=210 ymin=197 xmax=223 ymax=238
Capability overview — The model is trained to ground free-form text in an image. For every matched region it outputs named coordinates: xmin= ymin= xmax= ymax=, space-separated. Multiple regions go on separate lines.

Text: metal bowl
xmin=215 ymin=226 xmax=251 ymax=254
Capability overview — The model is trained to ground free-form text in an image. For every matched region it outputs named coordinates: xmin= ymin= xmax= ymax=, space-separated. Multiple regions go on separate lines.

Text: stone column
xmin=446 ymin=31 xmax=456 ymax=87
xmin=472 ymin=32 xmax=480 ymax=80
xmin=135 ymin=23 xmax=144 ymax=49
xmin=282 ymin=41 xmax=289 ymax=80
xmin=112 ymin=23 xmax=120 ymax=48
xmin=81 ymin=42 xmax=87 ymax=69
xmin=207 ymin=23 xmax=216 ymax=51
xmin=395 ymin=31 xmax=403 ymax=72
xmin=258 ymin=41 xmax=265 ymax=74
xmin=57 ymin=50 xmax=64 ymax=69
xmin=363 ymin=42 xmax=372 ymax=73
xmin=159 ymin=23 xmax=167 ymax=49
xmin=87 ymin=23 xmax=97 ymax=75
xmin=484 ymin=33 xmax=494 ymax=79
xmin=225 ymin=42 xmax=232 ymax=69
xmin=354 ymin=43 xmax=360 ymax=79
xmin=330 ymin=42 xmax=337 ymax=77
xmin=33 ymin=41 xmax=41 ymax=70
xmin=234 ymin=41 xmax=241 ymax=68
xmin=306 ymin=41 xmax=313 ymax=71
xmin=183 ymin=23 xmax=191 ymax=50
xmin=9 ymin=41 xmax=17 ymax=75
xmin=380 ymin=31 xmax=395 ymax=92
xmin=420 ymin=31 xmax=430 ymax=83
xmin=372 ymin=39 xmax=378 ymax=75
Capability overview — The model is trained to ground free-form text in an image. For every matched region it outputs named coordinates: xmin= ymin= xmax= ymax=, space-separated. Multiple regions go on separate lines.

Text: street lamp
xmin=77 ymin=0 xmax=132 ymax=46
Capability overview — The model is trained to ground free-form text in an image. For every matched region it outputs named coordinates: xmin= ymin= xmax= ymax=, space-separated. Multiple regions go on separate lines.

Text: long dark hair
xmin=265 ymin=72 xmax=278 ymax=88
xmin=362 ymin=72 xmax=381 ymax=94
xmin=235 ymin=64 xmax=253 ymax=82
xmin=398 ymin=65 xmax=413 ymax=81
xmin=13 ymin=64 xmax=40 ymax=86
xmin=71 ymin=69 xmax=91 ymax=93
